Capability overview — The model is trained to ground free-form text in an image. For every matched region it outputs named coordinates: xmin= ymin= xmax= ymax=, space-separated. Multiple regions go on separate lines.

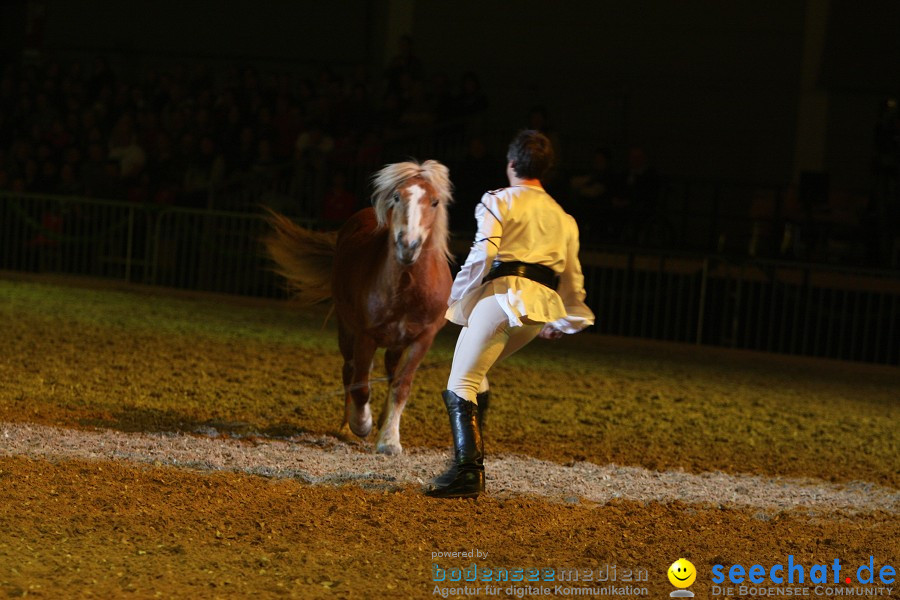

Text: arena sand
xmin=0 ymin=275 xmax=897 ymax=598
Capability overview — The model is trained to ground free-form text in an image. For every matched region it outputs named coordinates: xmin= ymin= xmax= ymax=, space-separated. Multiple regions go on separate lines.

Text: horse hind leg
xmin=337 ymin=323 xmax=354 ymax=438
xmin=338 ymin=358 xmax=363 ymax=441
xmin=343 ymin=335 xmax=376 ymax=439
xmin=338 ymin=326 xmax=374 ymax=440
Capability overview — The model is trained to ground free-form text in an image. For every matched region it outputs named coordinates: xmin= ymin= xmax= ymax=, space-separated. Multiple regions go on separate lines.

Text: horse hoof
xmin=347 ymin=404 xmax=372 ymax=438
xmin=376 ymin=440 xmax=403 ymax=455
xmin=349 ymin=419 xmax=372 ymax=438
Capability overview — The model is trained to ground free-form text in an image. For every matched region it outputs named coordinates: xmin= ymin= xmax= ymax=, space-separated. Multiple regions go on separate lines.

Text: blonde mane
xmin=371 ymin=160 xmax=453 ymax=261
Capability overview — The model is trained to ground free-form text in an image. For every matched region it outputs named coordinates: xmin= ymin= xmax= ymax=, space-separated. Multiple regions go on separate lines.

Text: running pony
xmin=264 ymin=160 xmax=453 ymax=454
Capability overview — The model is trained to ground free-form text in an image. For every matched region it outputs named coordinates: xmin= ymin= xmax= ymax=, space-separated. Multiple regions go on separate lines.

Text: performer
xmin=426 ymin=130 xmax=595 ymax=499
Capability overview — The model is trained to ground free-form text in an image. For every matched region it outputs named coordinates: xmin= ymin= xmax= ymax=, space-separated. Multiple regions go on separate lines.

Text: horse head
xmin=372 ymin=160 xmax=453 ymax=266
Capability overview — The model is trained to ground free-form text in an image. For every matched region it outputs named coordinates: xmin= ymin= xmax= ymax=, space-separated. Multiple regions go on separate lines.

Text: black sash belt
xmin=482 ymin=260 xmax=558 ymax=290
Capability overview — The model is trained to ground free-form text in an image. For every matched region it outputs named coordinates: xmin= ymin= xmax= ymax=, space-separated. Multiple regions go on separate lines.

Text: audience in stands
xmin=0 ymin=49 xmax=491 ymax=220
xmin=569 ymin=147 xmax=617 ymax=244
xmin=1 ymin=52 xmax=896 ymax=268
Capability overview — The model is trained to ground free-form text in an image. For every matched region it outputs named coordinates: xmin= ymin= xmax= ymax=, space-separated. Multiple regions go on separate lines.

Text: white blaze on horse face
xmin=403 ymin=183 xmax=428 ymax=247
xmin=394 ymin=183 xmax=429 ymax=264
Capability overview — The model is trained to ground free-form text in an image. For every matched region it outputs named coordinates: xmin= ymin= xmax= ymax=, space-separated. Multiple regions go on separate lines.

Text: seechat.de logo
xmin=711 ymin=555 xmax=896 ymax=586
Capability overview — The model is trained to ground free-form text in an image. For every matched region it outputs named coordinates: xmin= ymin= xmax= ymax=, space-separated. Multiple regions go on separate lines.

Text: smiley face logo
xmin=668 ymin=558 xmax=697 ymax=588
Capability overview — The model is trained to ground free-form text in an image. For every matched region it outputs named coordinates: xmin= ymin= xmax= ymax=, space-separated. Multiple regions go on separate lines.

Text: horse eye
xmin=431 ymin=199 xmax=439 ymax=207
xmin=392 ymin=193 xmax=400 ymax=203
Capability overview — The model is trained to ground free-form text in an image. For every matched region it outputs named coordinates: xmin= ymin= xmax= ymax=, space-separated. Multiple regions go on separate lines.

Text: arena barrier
xmin=582 ymin=251 xmax=900 ymax=365
xmin=0 ymin=192 xmax=307 ymax=298
xmin=2 ymin=192 xmax=898 ymax=365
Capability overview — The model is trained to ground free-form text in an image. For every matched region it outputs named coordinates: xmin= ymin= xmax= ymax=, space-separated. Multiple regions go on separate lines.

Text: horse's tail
xmin=263 ymin=210 xmax=337 ymax=304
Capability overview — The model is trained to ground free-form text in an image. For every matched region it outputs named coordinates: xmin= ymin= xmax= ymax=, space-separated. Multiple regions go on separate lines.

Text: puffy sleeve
xmin=548 ymin=217 xmax=595 ymax=334
xmin=448 ymin=192 xmax=504 ymax=305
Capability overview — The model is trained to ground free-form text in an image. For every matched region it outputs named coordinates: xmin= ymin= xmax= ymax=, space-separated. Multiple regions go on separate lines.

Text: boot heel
xmin=426 ymin=468 xmax=484 ymax=499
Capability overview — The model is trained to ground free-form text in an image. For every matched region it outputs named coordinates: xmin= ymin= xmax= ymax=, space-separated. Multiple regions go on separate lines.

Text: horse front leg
xmin=375 ymin=335 xmax=433 ymax=455
xmin=342 ymin=334 xmax=376 ymax=439
xmin=377 ymin=347 xmax=403 ymax=430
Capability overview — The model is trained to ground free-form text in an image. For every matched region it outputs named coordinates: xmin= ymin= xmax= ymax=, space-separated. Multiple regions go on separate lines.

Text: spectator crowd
xmin=1 ymin=42 xmax=896 ymax=267
xmin=0 ymin=38 xmax=490 ymax=219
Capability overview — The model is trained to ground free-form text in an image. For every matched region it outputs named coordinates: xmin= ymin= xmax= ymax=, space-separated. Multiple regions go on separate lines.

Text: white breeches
xmin=446 ymin=294 xmax=542 ymax=403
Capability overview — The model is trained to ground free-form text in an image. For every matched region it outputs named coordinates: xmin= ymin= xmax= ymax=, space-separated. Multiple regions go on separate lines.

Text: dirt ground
xmin=2 ymin=276 xmax=898 ymax=486
xmin=0 ymin=275 xmax=898 ymax=598
xmin=2 ymin=456 xmax=897 ymax=599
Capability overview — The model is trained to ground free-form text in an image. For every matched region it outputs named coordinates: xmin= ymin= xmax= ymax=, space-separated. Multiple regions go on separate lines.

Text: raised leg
xmin=339 ymin=327 xmax=376 ymax=439
xmin=375 ymin=334 xmax=433 ymax=455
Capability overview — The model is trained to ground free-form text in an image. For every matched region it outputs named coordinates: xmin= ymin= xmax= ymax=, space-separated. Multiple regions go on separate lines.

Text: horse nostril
xmin=408 ymin=239 xmax=421 ymax=250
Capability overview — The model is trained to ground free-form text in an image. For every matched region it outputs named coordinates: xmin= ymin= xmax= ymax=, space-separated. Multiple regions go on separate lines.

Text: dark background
xmin=2 ymin=0 xmax=898 ymax=189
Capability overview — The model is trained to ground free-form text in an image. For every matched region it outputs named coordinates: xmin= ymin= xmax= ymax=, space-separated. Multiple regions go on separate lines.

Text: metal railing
xmin=2 ymin=193 xmax=142 ymax=280
xmin=582 ymin=250 xmax=900 ymax=365
xmin=3 ymin=192 xmax=899 ymax=365
xmin=0 ymin=192 xmax=312 ymax=298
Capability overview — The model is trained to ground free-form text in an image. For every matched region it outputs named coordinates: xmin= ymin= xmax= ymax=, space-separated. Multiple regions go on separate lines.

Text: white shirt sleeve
xmin=448 ymin=193 xmax=504 ymax=305
xmin=548 ymin=217 xmax=596 ymax=334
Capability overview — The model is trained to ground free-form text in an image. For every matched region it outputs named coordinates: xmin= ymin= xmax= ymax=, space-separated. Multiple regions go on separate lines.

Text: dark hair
xmin=506 ymin=129 xmax=554 ymax=180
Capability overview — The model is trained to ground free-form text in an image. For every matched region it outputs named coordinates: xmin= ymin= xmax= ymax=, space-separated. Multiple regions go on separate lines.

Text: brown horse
xmin=264 ymin=160 xmax=453 ymax=454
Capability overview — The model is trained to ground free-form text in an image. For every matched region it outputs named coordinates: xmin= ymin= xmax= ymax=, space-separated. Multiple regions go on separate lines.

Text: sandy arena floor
xmin=0 ymin=274 xmax=897 ymax=599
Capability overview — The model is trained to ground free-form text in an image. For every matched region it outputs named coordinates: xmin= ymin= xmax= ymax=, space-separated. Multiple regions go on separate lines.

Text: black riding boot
xmin=430 ymin=391 xmax=489 ymax=488
xmin=475 ymin=390 xmax=490 ymax=431
xmin=425 ymin=390 xmax=484 ymax=498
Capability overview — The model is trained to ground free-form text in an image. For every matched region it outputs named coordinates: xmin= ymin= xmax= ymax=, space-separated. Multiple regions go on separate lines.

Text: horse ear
xmin=420 ymin=160 xmax=453 ymax=204
xmin=370 ymin=162 xmax=396 ymax=227
xmin=421 ymin=159 xmax=449 ymax=180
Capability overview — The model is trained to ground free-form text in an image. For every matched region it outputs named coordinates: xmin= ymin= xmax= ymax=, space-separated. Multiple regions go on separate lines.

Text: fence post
xmin=696 ymin=257 xmax=709 ymax=344
xmin=148 ymin=210 xmax=159 ymax=285
xmin=125 ymin=206 xmax=134 ymax=282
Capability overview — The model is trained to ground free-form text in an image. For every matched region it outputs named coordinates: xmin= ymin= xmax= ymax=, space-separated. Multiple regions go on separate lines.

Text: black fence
xmin=0 ymin=192 xmax=299 ymax=297
xmin=583 ymin=252 xmax=900 ymax=364
xmin=3 ymin=192 xmax=899 ymax=365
